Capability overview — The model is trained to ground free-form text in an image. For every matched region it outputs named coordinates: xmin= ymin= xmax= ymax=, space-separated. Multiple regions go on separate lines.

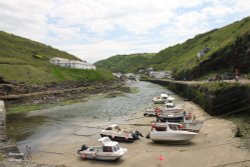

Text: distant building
xmin=149 ymin=71 xmax=172 ymax=79
xmin=197 ymin=47 xmax=211 ymax=59
xmin=112 ymin=72 xmax=122 ymax=78
xmin=50 ymin=57 xmax=96 ymax=70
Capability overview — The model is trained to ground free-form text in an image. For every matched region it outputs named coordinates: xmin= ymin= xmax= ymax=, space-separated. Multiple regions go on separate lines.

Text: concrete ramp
xmin=0 ymin=100 xmax=7 ymax=142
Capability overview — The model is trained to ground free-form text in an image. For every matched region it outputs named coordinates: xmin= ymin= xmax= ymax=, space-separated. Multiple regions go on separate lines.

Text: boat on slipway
xmin=77 ymin=137 xmax=127 ymax=161
xmin=149 ymin=122 xmax=198 ymax=143
xmin=100 ymin=124 xmax=143 ymax=142
xmin=151 ymin=121 xmax=204 ymax=133
xmin=152 ymin=94 xmax=169 ymax=104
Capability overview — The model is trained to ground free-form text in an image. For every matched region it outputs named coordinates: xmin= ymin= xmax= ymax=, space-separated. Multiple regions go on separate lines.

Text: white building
xmin=149 ymin=71 xmax=172 ymax=79
xmin=50 ymin=57 xmax=96 ymax=70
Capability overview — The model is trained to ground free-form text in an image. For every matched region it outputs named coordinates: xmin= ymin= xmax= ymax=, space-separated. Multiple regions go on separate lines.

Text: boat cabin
xmin=88 ymin=145 xmax=120 ymax=153
xmin=160 ymin=94 xmax=168 ymax=99
xmin=165 ymin=102 xmax=175 ymax=108
xmin=97 ymin=137 xmax=121 ymax=152
xmin=153 ymin=122 xmax=183 ymax=131
xmin=105 ymin=124 xmax=121 ymax=131
xmin=166 ymin=96 xmax=175 ymax=103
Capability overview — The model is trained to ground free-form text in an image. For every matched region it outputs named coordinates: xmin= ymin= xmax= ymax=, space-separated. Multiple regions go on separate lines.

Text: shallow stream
xmin=7 ymin=81 xmax=181 ymax=153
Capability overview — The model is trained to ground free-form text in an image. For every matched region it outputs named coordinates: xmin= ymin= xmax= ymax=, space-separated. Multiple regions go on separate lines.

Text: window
xmin=103 ymin=146 xmax=113 ymax=152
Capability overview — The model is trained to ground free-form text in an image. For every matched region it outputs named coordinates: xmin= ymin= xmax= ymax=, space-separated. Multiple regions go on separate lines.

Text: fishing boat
xmin=149 ymin=123 xmax=198 ymax=143
xmin=152 ymin=94 xmax=169 ymax=104
xmin=164 ymin=102 xmax=183 ymax=112
xmin=151 ymin=121 xmax=204 ymax=133
xmin=156 ymin=111 xmax=194 ymax=123
xmin=77 ymin=137 xmax=127 ymax=161
xmin=100 ymin=124 xmax=143 ymax=142
xmin=143 ymin=107 xmax=162 ymax=116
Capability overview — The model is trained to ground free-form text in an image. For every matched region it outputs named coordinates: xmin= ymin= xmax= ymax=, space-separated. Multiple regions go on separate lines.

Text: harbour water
xmin=7 ymin=81 xmax=180 ymax=153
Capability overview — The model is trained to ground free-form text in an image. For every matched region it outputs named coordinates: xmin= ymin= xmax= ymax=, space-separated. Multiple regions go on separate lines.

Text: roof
xmin=98 ymin=137 xmax=118 ymax=146
xmin=50 ymin=57 xmax=69 ymax=61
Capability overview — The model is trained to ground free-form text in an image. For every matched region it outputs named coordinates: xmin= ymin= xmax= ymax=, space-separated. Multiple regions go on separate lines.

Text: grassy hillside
xmin=0 ymin=31 xmax=114 ymax=84
xmin=95 ymin=53 xmax=155 ymax=73
xmin=95 ymin=16 xmax=250 ymax=80
xmin=153 ymin=16 xmax=250 ymax=79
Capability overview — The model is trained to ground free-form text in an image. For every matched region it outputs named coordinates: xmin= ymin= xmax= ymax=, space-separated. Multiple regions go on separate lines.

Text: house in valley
xmin=50 ymin=57 xmax=96 ymax=70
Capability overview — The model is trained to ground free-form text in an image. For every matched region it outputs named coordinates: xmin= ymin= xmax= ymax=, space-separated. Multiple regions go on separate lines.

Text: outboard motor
xmin=135 ymin=130 xmax=143 ymax=137
xmin=77 ymin=144 xmax=88 ymax=154
xmin=132 ymin=130 xmax=143 ymax=139
xmin=132 ymin=133 xmax=139 ymax=139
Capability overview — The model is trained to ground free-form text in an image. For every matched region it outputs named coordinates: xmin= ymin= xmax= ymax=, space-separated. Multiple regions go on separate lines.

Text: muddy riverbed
xmin=7 ymin=82 xmax=178 ymax=153
xmin=6 ymin=81 xmax=250 ymax=167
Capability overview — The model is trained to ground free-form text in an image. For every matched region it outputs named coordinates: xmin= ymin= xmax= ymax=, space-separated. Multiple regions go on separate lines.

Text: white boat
xmin=149 ymin=123 xmax=198 ymax=143
xmin=156 ymin=111 xmax=195 ymax=123
xmin=100 ymin=124 xmax=143 ymax=142
xmin=152 ymin=94 xmax=169 ymax=104
xmin=156 ymin=111 xmax=185 ymax=122
xmin=77 ymin=137 xmax=127 ymax=161
xmin=164 ymin=102 xmax=183 ymax=112
xmin=151 ymin=121 xmax=204 ymax=133
xmin=166 ymin=96 xmax=175 ymax=103
xmin=143 ymin=107 xmax=162 ymax=116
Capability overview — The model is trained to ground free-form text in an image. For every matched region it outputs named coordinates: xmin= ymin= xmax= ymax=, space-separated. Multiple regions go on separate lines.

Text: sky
xmin=0 ymin=0 xmax=249 ymax=63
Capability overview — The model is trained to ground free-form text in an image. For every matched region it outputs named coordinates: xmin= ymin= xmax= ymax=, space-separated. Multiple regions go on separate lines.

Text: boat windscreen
xmin=103 ymin=146 xmax=113 ymax=152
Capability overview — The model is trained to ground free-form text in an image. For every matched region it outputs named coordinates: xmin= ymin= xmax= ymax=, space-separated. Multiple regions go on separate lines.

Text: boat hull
xmin=150 ymin=131 xmax=197 ymax=143
xmin=153 ymin=121 xmax=203 ymax=133
xmin=80 ymin=148 xmax=127 ymax=161
xmin=81 ymin=154 xmax=122 ymax=161
xmin=156 ymin=116 xmax=183 ymax=122
xmin=100 ymin=134 xmax=138 ymax=142
xmin=152 ymin=100 xmax=165 ymax=104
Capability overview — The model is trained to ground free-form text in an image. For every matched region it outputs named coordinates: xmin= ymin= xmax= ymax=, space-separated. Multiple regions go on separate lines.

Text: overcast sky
xmin=0 ymin=0 xmax=249 ymax=63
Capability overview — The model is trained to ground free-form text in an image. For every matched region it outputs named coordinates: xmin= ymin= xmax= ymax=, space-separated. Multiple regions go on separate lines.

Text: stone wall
xmin=0 ymin=100 xmax=7 ymax=142
xmin=144 ymin=79 xmax=250 ymax=116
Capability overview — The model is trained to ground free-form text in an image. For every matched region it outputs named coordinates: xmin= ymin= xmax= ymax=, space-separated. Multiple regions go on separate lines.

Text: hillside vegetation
xmin=0 ymin=31 xmax=114 ymax=84
xmin=95 ymin=53 xmax=155 ymax=73
xmin=95 ymin=16 xmax=250 ymax=80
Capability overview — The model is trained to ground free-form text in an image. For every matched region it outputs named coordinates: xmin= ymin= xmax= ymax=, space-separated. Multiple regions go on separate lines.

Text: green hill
xmin=95 ymin=53 xmax=155 ymax=73
xmin=95 ymin=16 xmax=250 ymax=80
xmin=0 ymin=31 xmax=114 ymax=84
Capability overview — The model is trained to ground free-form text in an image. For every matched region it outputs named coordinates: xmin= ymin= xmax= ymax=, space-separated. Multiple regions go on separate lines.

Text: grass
xmin=6 ymin=98 xmax=89 ymax=114
xmin=201 ymin=82 xmax=239 ymax=93
xmin=0 ymin=31 xmax=115 ymax=84
xmin=95 ymin=16 xmax=250 ymax=79
xmin=95 ymin=53 xmax=155 ymax=73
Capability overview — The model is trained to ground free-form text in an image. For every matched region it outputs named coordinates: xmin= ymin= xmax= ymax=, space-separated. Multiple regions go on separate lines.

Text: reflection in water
xmin=7 ymin=113 xmax=48 ymax=141
xmin=6 ymin=81 xmax=179 ymax=153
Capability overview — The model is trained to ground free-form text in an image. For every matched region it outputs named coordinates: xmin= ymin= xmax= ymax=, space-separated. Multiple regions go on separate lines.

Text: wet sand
xmin=31 ymin=101 xmax=250 ymax=167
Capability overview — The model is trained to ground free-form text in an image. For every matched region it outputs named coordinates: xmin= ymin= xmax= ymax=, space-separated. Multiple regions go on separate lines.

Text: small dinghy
xmin=100 ymin=124 xmax=143 ymax=142
xmin=149 ymin=122 xmax=198 ymax=143
xmin=77 ymin=137 xmax=127 ymax=161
